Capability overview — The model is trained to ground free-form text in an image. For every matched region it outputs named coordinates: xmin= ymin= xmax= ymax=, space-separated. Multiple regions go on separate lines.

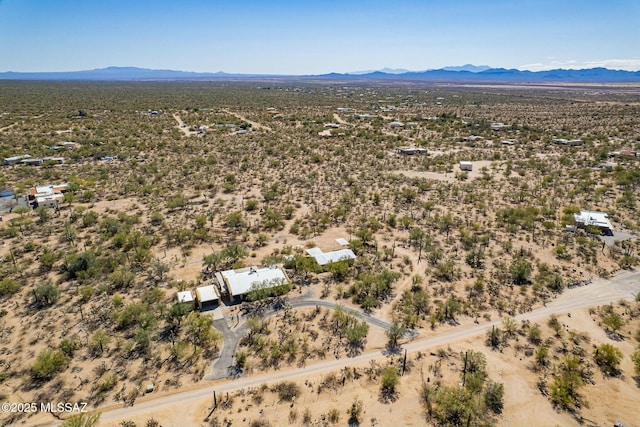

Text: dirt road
xmin=51 ymin=269 xmax=640 ymax=426
xmin=172 ymin=113 xmax=193 ymax=137
xmin=221 ymin=109 xmax=272 ymax=132
xmin=332 ymin=113 xmax=348 ymax=125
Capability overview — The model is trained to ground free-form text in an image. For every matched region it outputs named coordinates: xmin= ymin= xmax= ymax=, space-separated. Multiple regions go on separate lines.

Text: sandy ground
xmin=395 ymin=160 xmax=504 ymax=182
xmin=31 ymin=269 xmax=639 ymax=427
xmin=221 ymin=109 xmax=272 ymax=132
xmin=172 ymin=113 xmax=195 ymax=137
xmin=332 ymin=113 xmax=348 ymax=125
xmin=60 ymin=307 xmax=640 ymax=427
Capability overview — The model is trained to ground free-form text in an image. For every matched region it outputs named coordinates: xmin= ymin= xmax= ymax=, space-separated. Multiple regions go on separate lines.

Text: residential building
xmin=219 ymin=266 xmax=290 ymax=302
xmin=27 ymin=183 xmax=69 ymax=208
xmin=574 ymin=210 xmax=614 ymax=235
xmin=396 ymin=146 xmax=428 ymax=155
xmin=3 ymin=154 xmax=31 ymax=165
xmin=305 ymin=247 xmax=356 ymax=266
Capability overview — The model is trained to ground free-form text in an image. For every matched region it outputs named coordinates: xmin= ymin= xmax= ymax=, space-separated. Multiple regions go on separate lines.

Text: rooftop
xmin=176 ymin=290 xmax=194 ymax=303
xmin=195 ymin=285 xmax=219 ymax=302
xmin=574 ymin=210 xmax=614 ymax=231
xmin=305 ymin=247 xmax=357 ymax=266
xmin=221 ymin=266 xmax=289 ymax=297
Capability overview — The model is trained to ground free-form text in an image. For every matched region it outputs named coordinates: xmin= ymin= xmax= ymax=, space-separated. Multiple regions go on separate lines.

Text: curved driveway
xmin=49 ymin=269 xmax=640 ymax=426
xmin=207 ymin=292 xmax=394 ymax=379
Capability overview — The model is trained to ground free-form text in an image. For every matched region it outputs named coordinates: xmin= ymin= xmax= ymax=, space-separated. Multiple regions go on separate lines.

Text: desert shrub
xmin=0 ymin=278 xmax=20 ymax=298
xmin=272 ymin=381 xmax=300 ymax=402
xmin=484 ymin=382 xmax=504 ymax=414
xmin=33 ymin=281 xmax=60 ymax=308
xmin=631 ymin=350 xmax=640 ymax=376
xmin=31 ymin=348 xmax=68 ymax=380
xmin=380 ymin=366 xmax=400 ymax=395
xmin=59 ymin=338 xmax=78 ymax=358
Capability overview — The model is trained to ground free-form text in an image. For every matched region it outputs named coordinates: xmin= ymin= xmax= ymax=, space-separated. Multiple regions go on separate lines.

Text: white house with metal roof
xmin=574 ymin=210 xmax=614 ymax=235
xmin=305 ymin=247 xmax=356 ymax=266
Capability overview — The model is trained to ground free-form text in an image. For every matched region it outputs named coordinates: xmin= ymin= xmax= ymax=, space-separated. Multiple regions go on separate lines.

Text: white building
xmin=28 ymin=183 xmax=69 ymax=208
xmin=574 ymin=210 xmax=614 ymax=235
xmin=195 ymin=285 xmax=220 ymax=310
xmin=459 ymin=161 xmax=473 ymax=171
xmin=176 ymin=290 xmax=195 ymax=309
xmin=396 ymin=146 xmax=428 ymax=155
xmin=220 ymin=266 xmax=290 ymax=301
xmin=305 ymin=247 xmax=356 ymax=266
xmin=3 ymin=154 xmax=31 ymax=165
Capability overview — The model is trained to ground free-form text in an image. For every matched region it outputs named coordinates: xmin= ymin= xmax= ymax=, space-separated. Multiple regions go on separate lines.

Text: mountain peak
xmin=441 ymin=64 xmax=492 ymax=73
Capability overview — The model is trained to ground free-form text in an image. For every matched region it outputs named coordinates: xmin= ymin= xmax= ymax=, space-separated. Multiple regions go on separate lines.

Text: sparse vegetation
xmin=1 ymin=80 xmax=640 ymax=426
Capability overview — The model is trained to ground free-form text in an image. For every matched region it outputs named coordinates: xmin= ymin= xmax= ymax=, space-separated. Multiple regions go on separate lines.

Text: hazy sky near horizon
xmin=1 ymin=0 xmax=638 ymax=74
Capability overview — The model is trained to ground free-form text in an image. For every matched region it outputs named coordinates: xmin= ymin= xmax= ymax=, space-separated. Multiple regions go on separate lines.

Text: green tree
xmin=263 ymin=207 xmax=284 ymax=230
xmin=225 ymin=211 xmax=245 ymax=229
xmin=325 ymin=260 xmax=350 ymax=282
xmin=461 ymin=350 xmax=487 ymax=393
xmin=39 ymin=248 xmax=58 ymax=272
xmin=35 ymin=206 xmax=50 ymax=223
xmin=33 ymin=281 xmax=60 ymax=308
xmin=380 ymin=366 xmax=400 ymax=399
xmin=550 ymin=355 xmax=586 ymax=411
xmin=0 ymin=278 xmax=20 ymax=298
xmin=535 ymin=346 xmax=550 ymax=369
xmin=109 ymin=267 xmax=135 ymax=289
xmin=465 ymin=248 xmax=485 ymax=269
xmin=602 ymin=311 xmax=625 ymax=337
xmin=203 ymin=250 xmax=224 ymax=272
xmin=486 ymin=325 xmax=502 ymax=349
xmin=345 ymin=321 xmax=369 ymax=352
xmin=385 ymin=321 xmax=406 ymax=349
xmin=593 ymin=343 xmax=623 ymax=376
xmin=89 ymin=330 xmax=111 ymax=355
xmin=432 ymin=386 xmax=477 ymax=427
xmin=509 ymin=259 xmax=533 ymax=285
xmin=150 ymin=259 xmax=170 ymax=283
xmin=59 ymin=338 xmax=78 ymax=358
xmin=184 ymin=311 xmax=221 ymax=352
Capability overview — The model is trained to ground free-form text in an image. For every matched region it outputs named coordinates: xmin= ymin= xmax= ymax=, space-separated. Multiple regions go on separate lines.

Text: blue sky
xmin=1 ymin=0 xmax=638 ymax=74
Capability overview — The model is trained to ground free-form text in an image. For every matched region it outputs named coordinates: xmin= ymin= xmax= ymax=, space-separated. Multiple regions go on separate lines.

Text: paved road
xmin=49 ymin=269 xmax=640 ymax=426
xmin=287 ymin=299 xmax=394 ymax=331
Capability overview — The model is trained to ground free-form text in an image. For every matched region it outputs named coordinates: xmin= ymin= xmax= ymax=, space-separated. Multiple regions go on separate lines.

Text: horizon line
xmin=2 ymin=64 xmax=640 ymax=75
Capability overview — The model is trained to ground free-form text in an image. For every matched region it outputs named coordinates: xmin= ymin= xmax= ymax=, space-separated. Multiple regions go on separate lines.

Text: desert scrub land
xmin=0 ymin=80 xmax=640 ymax=426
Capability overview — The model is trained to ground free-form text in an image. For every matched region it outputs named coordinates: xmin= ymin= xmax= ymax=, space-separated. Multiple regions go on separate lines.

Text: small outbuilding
xmin=335 ymin=238 xmax=350 ymax=246
xmin=459 ymin=161 xmax=473 ymax=171
xmin=195 ymin=285 xmax=220 ymax=311
xmin=176 ymin=290 xmax=195 ymax=309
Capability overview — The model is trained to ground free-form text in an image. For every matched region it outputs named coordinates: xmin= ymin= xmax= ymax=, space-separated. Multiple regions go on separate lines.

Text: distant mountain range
xmin=1 ymin=65 xmax=639 ymax=82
